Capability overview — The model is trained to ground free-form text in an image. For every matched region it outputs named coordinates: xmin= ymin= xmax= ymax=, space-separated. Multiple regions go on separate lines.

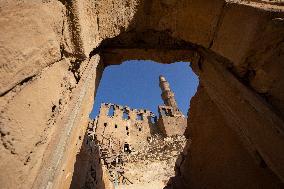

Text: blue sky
xmin=89 ymin=60 xmax=199 ymax=118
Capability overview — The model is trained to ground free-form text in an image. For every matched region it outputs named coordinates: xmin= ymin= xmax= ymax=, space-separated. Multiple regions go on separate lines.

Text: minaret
xmin=159 ymin=75 xmax=178 ymax=111
xmin=157 ymin=75 xmax=186 ymax=136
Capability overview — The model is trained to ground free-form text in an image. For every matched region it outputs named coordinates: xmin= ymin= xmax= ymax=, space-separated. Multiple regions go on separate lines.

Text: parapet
xmin=93 ymin=103 xmax=158 ymax=152
xmin=157 ymin=105 xmax=187 ymax=136
xmin=158 ymin=105 xmax=184 ymax=117
xmin=98 ymin=102 xmax=155 ymax=120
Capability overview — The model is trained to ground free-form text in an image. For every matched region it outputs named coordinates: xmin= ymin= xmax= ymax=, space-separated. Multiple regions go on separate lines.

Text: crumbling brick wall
xmin=95 ymin=103 xmax=158 ymax=151
xmin=157 ymin=105 xmax=187 ymax=136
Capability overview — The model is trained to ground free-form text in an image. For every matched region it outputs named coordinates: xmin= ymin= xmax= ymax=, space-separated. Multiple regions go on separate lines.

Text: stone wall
xmin=94 ymin=103 xmax=157 ymax=151
xmin=70 ymin=123 xmax=114 ymax=189
xmin=176 ymin=85 xmax=284 ymax=188
xmin=157 ymin=105 xmax=187 ymax=136
xmin=0 ymin=0 xmax=284 ymax=188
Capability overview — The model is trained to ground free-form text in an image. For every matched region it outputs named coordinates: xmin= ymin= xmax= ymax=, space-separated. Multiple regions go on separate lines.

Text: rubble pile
xmin=126 ymin=135 xmax=187 ymax=163
xmin=86 ymin=120 xmax=188 ymax=187
xmin=120 ymin=135 xmax=188 ymax=186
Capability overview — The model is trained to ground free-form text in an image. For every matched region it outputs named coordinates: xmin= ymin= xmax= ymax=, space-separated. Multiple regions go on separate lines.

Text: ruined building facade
xmin=72 ymin=76 xmax=188 ymax=188
xmin=93 ymin=103 xmax=157 ymax=151
xmin=92 ymin=76 xmax=186 ymax=152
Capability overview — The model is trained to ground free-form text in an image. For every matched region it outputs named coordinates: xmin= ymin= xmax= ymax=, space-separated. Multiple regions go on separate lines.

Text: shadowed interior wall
xmin=179 ymin=85 xmax=283 ymax=188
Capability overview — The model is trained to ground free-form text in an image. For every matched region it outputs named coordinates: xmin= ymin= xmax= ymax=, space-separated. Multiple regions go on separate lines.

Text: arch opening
xmin=71 ymin=60 xmax=199 ymax=189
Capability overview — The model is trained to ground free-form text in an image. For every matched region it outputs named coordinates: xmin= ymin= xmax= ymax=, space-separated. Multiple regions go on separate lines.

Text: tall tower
xmin=159 ymin=75 xmax=178 ymax=111
xmin=157 ymin=75 xmax=186 ymax=136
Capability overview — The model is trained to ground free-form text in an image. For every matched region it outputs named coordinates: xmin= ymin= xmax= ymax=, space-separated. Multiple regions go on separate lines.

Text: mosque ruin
xmin=94 ymin=75 xmax=186 ymax=149
xmin=1 ymin=0 xmax=284 ymax=189
xmin=70 ymin=75 xmax=188 ymax=188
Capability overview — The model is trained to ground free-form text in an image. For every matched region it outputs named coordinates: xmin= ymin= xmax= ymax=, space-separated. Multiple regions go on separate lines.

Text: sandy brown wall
xmin=177 ymin=85 xmax=284 ymax=188
xmin=0 ymin=1 xmax=104 ymax=188
xmin=0 ymin=0 xmax=284 ymax=189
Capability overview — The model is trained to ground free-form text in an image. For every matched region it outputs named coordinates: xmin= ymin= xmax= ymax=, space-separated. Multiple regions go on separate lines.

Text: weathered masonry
xmin=0 ymin=0 xmax=284 ymax=189
xmin=157 ymin=76 xmax=187 ymax=136
xmin=70 ymin=75 xmax=187 ymax=188
xmin=91 ymin=75 xmax=186 ymax=152
xmin=71 ymin=116 xmax=187 ymax=189
xmin=94 ymin=103 xmax=157 ymax=151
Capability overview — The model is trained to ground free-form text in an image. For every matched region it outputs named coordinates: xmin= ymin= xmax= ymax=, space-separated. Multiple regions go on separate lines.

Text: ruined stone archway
xmin=0 ymin=0 xmax=284 ymax=189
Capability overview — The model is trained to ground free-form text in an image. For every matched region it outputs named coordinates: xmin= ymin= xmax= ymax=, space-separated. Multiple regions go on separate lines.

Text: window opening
xmin=151 ymin=116 xmax=156 ymax=123
xmin=108 ymin=105 xmax=115 ymax=117
xmin=160 ymin=108 xmax=174 ymax=117
xmin=168 ymin=109 xmax=173 ymax=117
xmin=124 ymin=143 xmax=131 ymax=153
xmin=104 ymin=123 xmax=107 ymax=127
xmin=161 ymin=108 xmax=166 ymax=116
xmin=126 ymin=126 xmax=129 ymax=131
xmin=115 ymin=124 xmax=118 ymax=128
xmin=137 ymin=113 xmax=143 ymax=121
xmin=123 ymin=109 xmax=130 ymax=120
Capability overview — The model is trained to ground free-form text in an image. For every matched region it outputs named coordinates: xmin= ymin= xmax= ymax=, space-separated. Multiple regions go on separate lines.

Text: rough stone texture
xmin=0 ymin=58 xmax=76 ymax=188
xmin=70 ymin=128 xmax=114 ymax=189
xmin=1 ymin=0 xmax=284 ymax=188
xmin=74 ymin=122 xmax=187 ymax=189
xmin=174 ymin=85 xmax=284 ymax=188
xmin=211 ymin=1 xmax=284 ymax=119
xmin=71 ymin=88 xmax=187 ymax=189
xmin=0 ymin=0 xmax=65 ymax=95
xmin=94 ymin=103 xmax=157 ymax=150
xmin=33 ymin=55 xmax=104 ymax=189
xmin=0 ymin=52 xmax=103 ymax=189
xmin=157 ymin=106 xmax=187 ymax=137
xmin=196 ymin=54 xmax=284 ymax=184
xmin=157 ymin=75 xmax=187 ymax=136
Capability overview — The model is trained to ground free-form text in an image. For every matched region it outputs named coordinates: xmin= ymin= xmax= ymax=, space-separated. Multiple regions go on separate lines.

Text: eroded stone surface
xmin=0 ymin=0 xmax=284 ymax=188
xmin=73 ymin=118 xmax=187 ymax=189
xmin=70 ymin=74 xmax=188 ymax=188
xmin=0 ymin=0 xmax=65 ymax=95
